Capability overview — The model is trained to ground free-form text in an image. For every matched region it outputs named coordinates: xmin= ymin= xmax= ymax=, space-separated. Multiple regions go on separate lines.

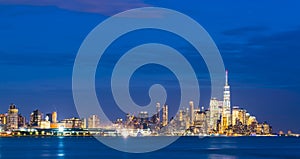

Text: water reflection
xmin=206 ymin=138 xmax=238 ymax=159
xmin=208 ymin=154 xmax=237 ymax=159
xmin=57 ymin=136 xmax=65 ymax=158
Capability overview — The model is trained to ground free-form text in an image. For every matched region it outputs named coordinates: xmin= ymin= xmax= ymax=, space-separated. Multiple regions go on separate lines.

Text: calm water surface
xmin=0 ymin=136 xmax=299 ymax=159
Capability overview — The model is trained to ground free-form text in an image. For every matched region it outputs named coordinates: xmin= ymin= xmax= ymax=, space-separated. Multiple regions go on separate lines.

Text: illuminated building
xmin=232 ymin=107 xmax=248 ymax=134
xmin=7 ymin=104 xmax=19 ymax=130
xmin=179 ymin=110 xmax=183 ymax=121
xmin=88 ymin=115 xmax=100 ymax=128
xmin=18 ymin=114 xmax=26 ymax=128
xmin=247 ymin=116 xmax=257 ymax=126
xmin=232 ymin=106 xmax=246 ymax=126
xmin=184 ymin=107 xmax=190 ymax=129
xmin=0 ymin=114 xmax=7 ymax=125
xmin=39 ymin=115 xmax=51 ymax=129
xmin=245 ymin=113 xmax=250 ymax=124
xmin=115 ymin=118 xmax=123 ymax=127
xmin=256 ymin=123 xmax=263 ymax=135
xmin=189 ymin=101 xmax=194 ymax=126
xmin=238 ymin=108 xmax=246 ymax=125
xmin=46 ymin=113 xmax=52 ymax=122
xmin=232 ymin=106 xmax=239 ymax=126
xmin=61 ymin=117 xmax=85 ymax=128
xmin=46 ymin=111 xmax=57 ymax=123
xmin=138 ymin=111 xmax=149 ymax=129
xmin=52 ymin=112 xmax=57 ymax=123
xmin=40 ymin=121 xmax=51 ymax=129
xmin=82 ymin=118 xmax=87 ymax=129
xmin=262 ymin=122 xmax=272 ymax=134
xmin=162 ymin=105 xmax=168 ymax=127
xmin=156 ymin=102 xmax=160 ymax=121
xmin=194 ymin=107 xmax=207 ymax=134
xmin=221 ymin=70 xmax=231 ymax=133
xmin=30 ymin=109 xmax=42 ymax=126
xmin=209 ymin=98 xmax=222 ymax=131
xmin=205 ymin=108 xmax=210 ymax=133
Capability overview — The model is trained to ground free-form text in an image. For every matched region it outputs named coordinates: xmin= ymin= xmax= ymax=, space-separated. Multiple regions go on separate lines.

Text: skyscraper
xmin=88 ymin=115 xmax=100 ymax=128
xmin=156 ymin=102 xmax=160 ymax=122
xmin=18 ymin=114 xmax=26 ymax=128
xmin=7 ymin=104 xmax=19 ymax=130
xmin=162 ymin=105 xmax=168 ymax=127
xmin=30 ymin=109 xmax=42 ymax=127
xmin=194 ymin=108 xmax=207 ymax=134
xmin=238 ymin=108 xmax=246 ymax=125
xmin=189 ymin=101 xmax=194 ymax=126
xmin=221 ymin=70 xmax=231 ymax=133
xmin=209 ymin=98 xmax=221 ymax=131
xmin=232 ymin=106 xmax=240 ymax=126
xmin=52 ymin=112 xmax=57 ymax=123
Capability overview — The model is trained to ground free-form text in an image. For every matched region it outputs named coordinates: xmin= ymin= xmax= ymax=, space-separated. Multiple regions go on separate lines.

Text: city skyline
xmin=0 ymin=1 xmax=300 ymax=134
xmin=0 ymin=70 xmax=278 ymax=136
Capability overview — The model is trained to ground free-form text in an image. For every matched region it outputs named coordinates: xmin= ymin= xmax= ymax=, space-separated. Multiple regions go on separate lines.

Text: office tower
xmin=52 ymin=112 xmax=57 ymax=123
xmin=162 ymin=105 xmax=168 ymax=127
xmin=232 ymin=106 xmax=240 ymax=126
xmin=221 ymin=70 xmax=231 ymax=133
xmin=7 ymin=104 xmax=19 ymax=130
xmin=185 ymin=107 xmax=190 ymax=129
xmin=204 ymin=108 xmax=210 ymax=133
xmin=238 ymin=108 xmax=246 ymax=125
xmin=179 ymin=110 xmax=183 ymax=121
xmin=156 ymin=102 xmax=160 ymax=120
xmin=194 ymin=107 xmax=207 ymax=134
xmin=30 ymin=109 xmax=42 ymax=126
xmin=88 ymin=115 xmax=100 ymax=128
xmin=18 ymin=114 xmax=26 ymax=128
xmin=189 ymin=101 xmax=194 ymax=126
xmin=209 ymin=98 xmax=221 ymax=131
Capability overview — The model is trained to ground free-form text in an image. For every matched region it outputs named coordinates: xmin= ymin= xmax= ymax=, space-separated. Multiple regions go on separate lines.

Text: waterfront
xmin=0 ymin=136 xmax=299 ymax=159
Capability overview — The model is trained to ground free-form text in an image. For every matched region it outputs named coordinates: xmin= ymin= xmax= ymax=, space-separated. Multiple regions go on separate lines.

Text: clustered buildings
xmin=0 ymin=70 xmax=272 ymax=136
xmin=0 ymin=105 xmax=101 ymax=136
xmin=113 ymin=70 xmax=273 ymax=136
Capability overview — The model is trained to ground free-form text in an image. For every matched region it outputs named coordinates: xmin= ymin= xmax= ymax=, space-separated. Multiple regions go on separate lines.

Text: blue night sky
xmin=0 ymin=0 xmax=300 ymax=133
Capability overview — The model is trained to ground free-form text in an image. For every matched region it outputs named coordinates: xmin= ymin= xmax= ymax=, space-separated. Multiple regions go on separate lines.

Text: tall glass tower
xmin=221 ymin=70 xmax=231 ymax=133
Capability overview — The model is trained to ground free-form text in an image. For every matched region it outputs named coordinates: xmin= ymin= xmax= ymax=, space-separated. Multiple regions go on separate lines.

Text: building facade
xmin=7 ymin=104 xmax=19 ymax=130
xmin=88 ymin=115 xmax=100 ymax=128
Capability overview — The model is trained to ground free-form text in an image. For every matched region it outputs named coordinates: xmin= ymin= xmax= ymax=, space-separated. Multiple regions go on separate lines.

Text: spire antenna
xmin=225 ymin=69 xmax=228 ymax=86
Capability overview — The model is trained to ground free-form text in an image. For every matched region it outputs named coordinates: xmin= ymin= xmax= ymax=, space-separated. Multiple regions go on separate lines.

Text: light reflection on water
xmin=208 ymin=154 xmax=237 ymax=159
xmin=0 ymin=136 xmax=299 ymax=158
xmin=57 ymin=136 xmax=65 ymax=158
xmin=40 ymin=136 xmax=65 ymax=158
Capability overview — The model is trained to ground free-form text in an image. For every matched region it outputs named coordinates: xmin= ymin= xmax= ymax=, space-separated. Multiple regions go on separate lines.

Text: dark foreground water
xmin=0 ymin=136 xmax=299 ymax=159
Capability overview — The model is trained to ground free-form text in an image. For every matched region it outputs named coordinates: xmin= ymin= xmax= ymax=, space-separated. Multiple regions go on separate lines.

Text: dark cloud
xmin=0 ymin=0 xmax=149 ymax=15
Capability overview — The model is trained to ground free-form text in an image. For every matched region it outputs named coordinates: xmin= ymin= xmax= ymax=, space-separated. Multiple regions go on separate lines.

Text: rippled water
xmin=0 ymin=136 xmax=299 ymax=159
